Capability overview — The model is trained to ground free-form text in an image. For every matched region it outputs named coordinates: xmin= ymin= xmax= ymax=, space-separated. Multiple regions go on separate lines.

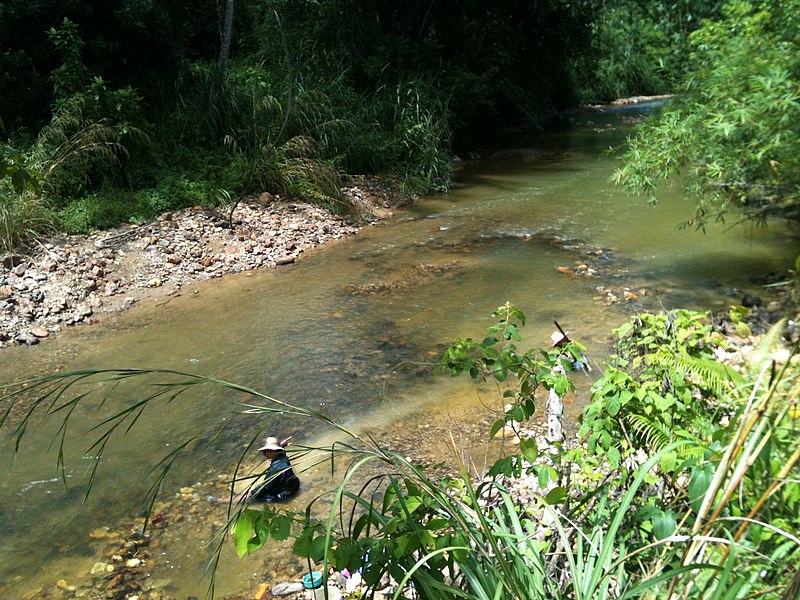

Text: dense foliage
xmin=229 ymin=305 xmax=798 ymax=599
xmin=614 ymin=0 xmax=800 ymax=226
xmin=1 ymin=0 xmax=720 ymax=251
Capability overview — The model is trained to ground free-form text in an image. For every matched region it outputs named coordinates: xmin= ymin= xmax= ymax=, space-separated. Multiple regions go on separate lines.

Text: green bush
xmin=614 ymin=0 xmax=800 ymax=226
xmin=55 ymin=178 xmax=218 ymax=235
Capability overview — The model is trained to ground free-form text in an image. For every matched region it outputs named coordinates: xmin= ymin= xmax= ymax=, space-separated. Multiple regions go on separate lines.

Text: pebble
xmin=310 ymin=585 xmax=343 ymax=600
xmin=271 ymin=581 xmax=305 ymax=596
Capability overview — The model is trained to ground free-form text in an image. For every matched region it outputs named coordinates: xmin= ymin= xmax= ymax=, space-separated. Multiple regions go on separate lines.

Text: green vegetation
xmin=2 ymin=0 xmax=724 ymax=252
xmin=614 ymin=0 xmax=800 ymax=227
xmin=2 ymin=304 xmax=797 ymax=598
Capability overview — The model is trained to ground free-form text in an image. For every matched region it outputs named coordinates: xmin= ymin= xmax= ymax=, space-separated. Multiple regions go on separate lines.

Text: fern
xmin=625 ymin=413 xmax=706 ymax=459
xmin=647 ymin=348 xmax=744 ymax=400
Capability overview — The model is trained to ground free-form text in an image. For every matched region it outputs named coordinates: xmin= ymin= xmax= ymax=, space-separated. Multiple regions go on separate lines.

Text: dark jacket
xmin=251 ymin=452 xmax=300 ymax=502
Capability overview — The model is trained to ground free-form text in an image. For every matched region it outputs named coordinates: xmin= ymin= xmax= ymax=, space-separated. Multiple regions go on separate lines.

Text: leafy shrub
xmin=614 ymin=0 xmax=800 ymax=226
xmin=55 ymin=178 xmax=217 ymax=235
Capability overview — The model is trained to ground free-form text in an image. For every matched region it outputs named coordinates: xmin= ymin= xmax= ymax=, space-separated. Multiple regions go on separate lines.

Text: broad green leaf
xmin=403 ymin=496 xmax=423 ymax=514
xmin=607 ymin=446 xmax=621 ymax=467
xmin=654 ymin=394 xmax=675 ymax=411
xmin=537 ymin=466 xmax=550 ymax=489
xmin=544 ymin=486 xmax=567 ymax=505
xmin=269 ymin=513 xmax=292 ymax=541
xmin=489 ymin=418 xmax=505 ymax=440
xmin=653 ymin=510 xmax=677 ymax=540
xmin=232 ymin=510 xmax=258 ymax=557
xmin=689 ymin=465 xmax=713 ymax=515
xmin=293 ymin=527 xmax=314 ymax=557
xmin=659 ymin=450 xmax=678 ymax=473
xmin=735 ymin=321 xmax=752 ymax=337
xmin=520 ymin=438 xmax=538 ymax=462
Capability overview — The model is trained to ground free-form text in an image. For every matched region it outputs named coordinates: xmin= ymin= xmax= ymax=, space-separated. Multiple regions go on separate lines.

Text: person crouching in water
xmin=247 ymin=436 xmax=300 ymax=502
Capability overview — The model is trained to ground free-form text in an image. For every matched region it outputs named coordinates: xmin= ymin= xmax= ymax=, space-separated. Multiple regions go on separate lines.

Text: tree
xmin=217 ymin=0 xmax=235 ymax=78
xmin=613 ymin=0 xmax=800 ymax=227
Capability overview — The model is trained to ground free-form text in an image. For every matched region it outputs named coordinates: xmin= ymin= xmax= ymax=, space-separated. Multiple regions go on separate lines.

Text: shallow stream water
xmin=1 ymin=103 xmax=797 ymax=598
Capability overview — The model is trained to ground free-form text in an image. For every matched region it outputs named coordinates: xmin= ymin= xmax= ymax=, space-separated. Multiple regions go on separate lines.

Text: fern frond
xmin=625 ymin=414 xmax=706 ymax=459
xmin=648 ymin=349 xmax=743 ymax=400
xmin=626 ymin=413 xmax=673 ymax=454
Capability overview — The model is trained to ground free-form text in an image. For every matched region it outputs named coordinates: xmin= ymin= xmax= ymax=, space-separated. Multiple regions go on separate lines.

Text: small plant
xmin=0 ymin=190 xmax=53 ymax=253
xmin=1 ymin=141 xmax=50 ymax=253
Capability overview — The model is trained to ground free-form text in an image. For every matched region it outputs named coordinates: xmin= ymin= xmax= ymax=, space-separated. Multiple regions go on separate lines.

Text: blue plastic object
xmin=302 ymin=571 xmax=324 ymax=589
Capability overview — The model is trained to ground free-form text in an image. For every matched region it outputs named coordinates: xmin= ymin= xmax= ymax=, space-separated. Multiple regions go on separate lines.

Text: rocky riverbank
xmin=0 ymin=181 xmax=406 ymax=349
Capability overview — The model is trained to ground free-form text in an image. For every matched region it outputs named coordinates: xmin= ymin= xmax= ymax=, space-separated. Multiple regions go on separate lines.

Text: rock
xmin=89 ymin=527 xmax=111 ymax=539
xmin=271 ymin=581 xmax=304 ymax=596
xmin=0 ymin=199 xmax=363 ymax=347
xmin=345 ymin=572 xmax=363 ymax=593
xmin=310 ymin=585 xmax=342 ymax=600
xmin=90 ymin=562 xmax=110 ymax=576
xmin=2 ymin=255 xmax=24 ymax=269
xmin=766 ymin=301 xmax=782 ymax=313
xmin=29 ymin=326 xmax=49 ymax=338
xmin=18 ymin=333 xmax=39 ymax=345
xmin=256 ymin=192 xmax=275 ymax=205
xmin=741 ymin=295 xmax=762 ymax=308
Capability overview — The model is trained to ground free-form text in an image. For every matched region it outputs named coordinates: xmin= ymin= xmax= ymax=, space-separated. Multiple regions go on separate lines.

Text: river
xmin=1 ymin=103 xmax=797 ymax=598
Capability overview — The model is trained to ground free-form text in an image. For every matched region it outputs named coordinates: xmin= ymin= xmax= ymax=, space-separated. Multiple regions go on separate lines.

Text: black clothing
xmin=250 ymin=452 xmax=300 ymax=502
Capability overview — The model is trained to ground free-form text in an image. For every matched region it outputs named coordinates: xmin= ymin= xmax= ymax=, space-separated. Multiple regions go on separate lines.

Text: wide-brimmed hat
xmin=258 ymin=436 xmax=286 ymax=452
xmin=550 ymin=330 xmax=569 ymax=347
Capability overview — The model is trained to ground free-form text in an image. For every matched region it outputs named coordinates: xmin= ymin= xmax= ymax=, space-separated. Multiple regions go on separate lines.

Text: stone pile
xmin=0 ymin=200 xmax=362 ymax=348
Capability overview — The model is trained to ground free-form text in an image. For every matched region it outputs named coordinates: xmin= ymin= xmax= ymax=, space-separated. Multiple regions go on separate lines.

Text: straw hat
xmin=258 ymin=436 xmax=286 ymax=452
xmin=550 ymin=330 xmax=569 ymax=347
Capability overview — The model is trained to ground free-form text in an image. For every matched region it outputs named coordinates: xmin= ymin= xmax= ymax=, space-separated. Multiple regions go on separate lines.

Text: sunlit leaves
xmin=614 ymin=0 xmax=800 ymax=226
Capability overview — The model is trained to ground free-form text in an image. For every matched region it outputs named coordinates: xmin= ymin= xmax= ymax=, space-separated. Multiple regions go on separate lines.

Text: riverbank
xmin=0 ymin=180 xmax=409 ymax=349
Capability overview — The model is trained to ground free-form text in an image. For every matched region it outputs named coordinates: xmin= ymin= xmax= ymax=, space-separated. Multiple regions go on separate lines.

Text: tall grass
xmin=0 ymin=190 xmax=53 ymax=254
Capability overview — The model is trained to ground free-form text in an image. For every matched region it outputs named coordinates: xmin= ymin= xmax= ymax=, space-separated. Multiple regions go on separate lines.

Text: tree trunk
xmin=218 ymin=0 xmax=235 ymax=78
